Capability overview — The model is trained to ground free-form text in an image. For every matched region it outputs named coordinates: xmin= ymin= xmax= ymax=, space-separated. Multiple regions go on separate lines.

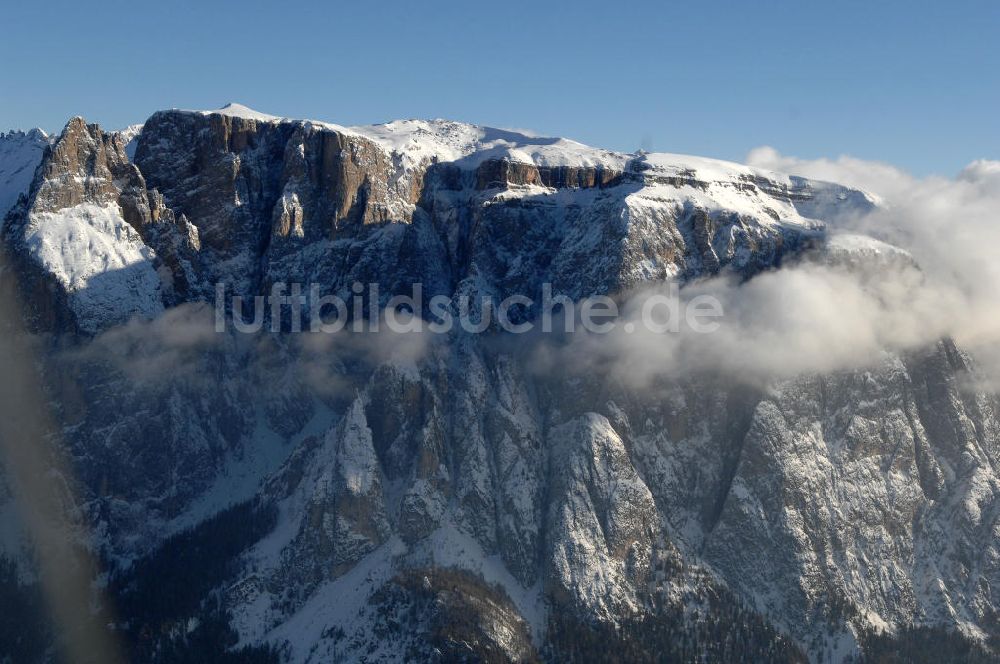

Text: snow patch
xmin=350 ymin=118 xmax=629 ymax=172
xmin=23 ymin=202 xmax=163 ymax=331
xmin=825 ymin=232 xmax=911 ymax=258
xmin=115 ymin=123 xmax=144 ymax=161
xmin=411 ymin=521 xmax=547 ymax=643
xmin=200 ymin=103 xmax=285 ymax=122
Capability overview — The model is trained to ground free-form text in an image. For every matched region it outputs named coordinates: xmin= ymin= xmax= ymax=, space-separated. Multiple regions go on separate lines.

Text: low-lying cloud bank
xmin=748 ymin=148 xmax=1000 ymax=381
xmin=533 ymin=149 xmax=1000 ymax=388
xmin=63 ymin=300 xmax=433 ymax=404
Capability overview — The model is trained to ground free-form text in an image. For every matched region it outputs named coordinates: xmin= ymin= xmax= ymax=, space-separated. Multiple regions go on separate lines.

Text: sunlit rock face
xmin=4 ymin=104 xmax=998 ymax=663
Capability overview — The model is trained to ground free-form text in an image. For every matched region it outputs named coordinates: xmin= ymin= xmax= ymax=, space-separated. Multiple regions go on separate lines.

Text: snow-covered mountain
xmin=0 ymin=104 xmax=997 ymax=664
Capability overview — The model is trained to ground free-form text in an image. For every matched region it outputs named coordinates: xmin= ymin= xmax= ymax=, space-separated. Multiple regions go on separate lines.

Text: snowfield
xmin=23 ymin=202 xmax=163 ymax=331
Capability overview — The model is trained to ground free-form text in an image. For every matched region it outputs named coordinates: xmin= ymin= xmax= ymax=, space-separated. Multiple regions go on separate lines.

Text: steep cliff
xmin=1 ymin=105 xmax=994 ymax=664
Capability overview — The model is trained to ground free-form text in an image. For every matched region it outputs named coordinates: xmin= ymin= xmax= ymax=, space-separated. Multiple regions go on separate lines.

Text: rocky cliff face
xmin=2 ymin=118 xmax=200 ymax=333
xmin=1 ymin=104 xmax=996 ymax=664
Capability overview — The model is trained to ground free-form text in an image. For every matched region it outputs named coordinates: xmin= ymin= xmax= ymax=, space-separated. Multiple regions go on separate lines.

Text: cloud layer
xmin=531 ymin=149 xmax=1000 ymax=388
xmin=748 ymin=148 xmax=1000 ymax=378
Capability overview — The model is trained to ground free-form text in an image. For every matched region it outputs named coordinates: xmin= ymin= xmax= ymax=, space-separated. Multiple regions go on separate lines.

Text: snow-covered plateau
xmin=0 ymin=104 xmax=996 ymax=664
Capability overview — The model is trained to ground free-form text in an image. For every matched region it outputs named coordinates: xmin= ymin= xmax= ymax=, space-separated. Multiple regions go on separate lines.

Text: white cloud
xmin=535 ymin=150 xmax=1000 ymax=388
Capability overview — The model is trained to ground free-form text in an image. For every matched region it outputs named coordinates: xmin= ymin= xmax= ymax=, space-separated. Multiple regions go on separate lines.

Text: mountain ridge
xmin=1 ymin=105 xmax=997 ymax=664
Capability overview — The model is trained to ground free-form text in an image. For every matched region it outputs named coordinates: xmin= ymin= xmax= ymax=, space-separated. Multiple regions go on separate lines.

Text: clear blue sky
xmin=2 ymin=0 xmax=996 ymax=176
